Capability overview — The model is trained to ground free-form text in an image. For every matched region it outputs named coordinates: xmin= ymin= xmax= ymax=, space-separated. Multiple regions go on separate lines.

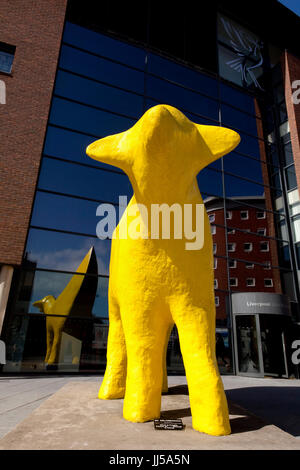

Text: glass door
xmin=233 ymin=314 xmax=264 ymax=377
xmin=259 ymin=315 xmax=288 ymax=378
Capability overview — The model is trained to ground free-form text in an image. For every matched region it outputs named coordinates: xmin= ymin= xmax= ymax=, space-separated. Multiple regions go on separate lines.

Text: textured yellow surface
xmin=87 ymin=105 xmax=240 ymax=436
xmin=33 ymin=248 xmax=95 ymax=365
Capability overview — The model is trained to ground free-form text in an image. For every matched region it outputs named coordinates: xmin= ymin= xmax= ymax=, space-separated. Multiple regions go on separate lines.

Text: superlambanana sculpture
xmin=33 ymin=247 xmax=98 ymax=365
xmin=87 ymin=105 xmax=240 ymax=436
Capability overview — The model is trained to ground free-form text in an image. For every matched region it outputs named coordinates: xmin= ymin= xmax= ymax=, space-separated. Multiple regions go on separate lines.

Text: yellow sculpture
xmin=33 ymin=247 xmax=98 ymax=366
xmin=86 ymin=105 xmax=240 ymax=436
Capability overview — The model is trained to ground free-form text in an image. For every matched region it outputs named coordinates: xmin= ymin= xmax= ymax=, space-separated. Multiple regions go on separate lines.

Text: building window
xmin=246 ymin=278 xmax=255 ymax=287
xmin=211 ymin=225 xmax=216 ymax=235
xmin=260 ymin=241 xmax=269 ymax=252
xmin=214 ymin=279 xmax=218 ymax=289
xmin=227 ymin=227 xmax=235 ymax=234
xmin=257 ymin=228 xmax=266 ymax=236
xmin=241 ymin=210 xmax=249 ymax=220
xmin=0 ymin=41 xmax=16 ymax=74
xmin=215 ymin=296 xmax=220 ymax=307
xmin=229 ymin=259 xmax=237 ymax=268
xmin=213 ymin=243 xmax=217 ymax=254
xmin=244 ymin=242 xmax=253 ymax=252
xmin=209 ymin=213 xmax=215 ymax=223
xmin=214 ymin=258 xmax=218 ymax=269
xmin=246 ymin=262 xmax=254 ymax=269
xmin=257 ymin=211 xmax=266 ymax=219
xmin=226 ymin=211 xmax=232 ymax=220
xmin=228 ymin=243 xmax=236 ymax=252
xmin=264 ymin=261 xmax=271 ymax=270
xmin=229 ymin=278 xmax=238 ymax=287
xmin=264 ymin=279 xmax=273 ymax=287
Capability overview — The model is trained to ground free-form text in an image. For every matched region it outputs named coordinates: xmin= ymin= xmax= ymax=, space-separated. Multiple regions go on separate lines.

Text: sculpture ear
xmin=86 ymin=131 xmax=131 ymax=172
xmin=196 ymin=124 xmax=240 ymax=160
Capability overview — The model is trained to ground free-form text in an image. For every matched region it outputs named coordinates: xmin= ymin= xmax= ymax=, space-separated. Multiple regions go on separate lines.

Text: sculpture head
xmin=33 ymin=295 xmax=56 ymax=314
xmin=86 ymin=104 xmax=240 ymax=197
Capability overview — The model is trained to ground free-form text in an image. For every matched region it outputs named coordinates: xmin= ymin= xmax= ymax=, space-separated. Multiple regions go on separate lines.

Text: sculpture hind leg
xmin=98 ymin=295 xmax=127 ymax=399
xmin=170 ymin=298 xmax=231 ymax=436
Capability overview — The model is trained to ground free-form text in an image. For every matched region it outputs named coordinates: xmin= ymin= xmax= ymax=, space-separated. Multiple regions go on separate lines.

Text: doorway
xmin=233 ymin=313 xmax=288 ymax=378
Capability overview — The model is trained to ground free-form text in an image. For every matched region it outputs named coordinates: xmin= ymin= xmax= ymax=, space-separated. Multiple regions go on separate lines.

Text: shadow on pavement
xmin=225 ymin=386 xmax=300 ymax=437
xmin=161 ymin=385 xmax=268 ymax=434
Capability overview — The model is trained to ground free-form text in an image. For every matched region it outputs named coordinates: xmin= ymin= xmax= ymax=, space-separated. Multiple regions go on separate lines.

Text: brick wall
xmin=0 ymin=0 xmax=67 ymax=265
xmin=282 ymin=50 xmax=300 ymax=195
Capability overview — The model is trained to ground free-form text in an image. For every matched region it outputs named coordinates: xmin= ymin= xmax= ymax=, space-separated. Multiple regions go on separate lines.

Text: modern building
xmin=1 ymin=0 xmax=300 ymax=377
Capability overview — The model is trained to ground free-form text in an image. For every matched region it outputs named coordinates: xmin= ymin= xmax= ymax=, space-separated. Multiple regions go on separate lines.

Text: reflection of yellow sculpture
xmin=33 ymin=247 xmax=97 ymax=366
xmin=87 ymin=105 xmax=240 ymax=436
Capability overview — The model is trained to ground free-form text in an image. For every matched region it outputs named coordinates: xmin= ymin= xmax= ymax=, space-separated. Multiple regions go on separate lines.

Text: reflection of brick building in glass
xmin=205 ymin=195 xmax=282 ymax=325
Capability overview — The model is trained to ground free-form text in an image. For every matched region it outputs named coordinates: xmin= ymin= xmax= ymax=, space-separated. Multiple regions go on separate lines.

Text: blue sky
xmin=278 ymin=0 xmax=300 ymax=16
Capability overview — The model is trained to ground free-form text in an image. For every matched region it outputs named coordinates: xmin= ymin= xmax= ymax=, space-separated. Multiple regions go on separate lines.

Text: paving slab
xmin=0 ymin=381 xmax=299 ymax=450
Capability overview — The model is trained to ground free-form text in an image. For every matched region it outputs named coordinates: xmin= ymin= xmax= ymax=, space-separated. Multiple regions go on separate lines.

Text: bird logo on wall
xmin=220 ymin=17 xmax=264 ymax=90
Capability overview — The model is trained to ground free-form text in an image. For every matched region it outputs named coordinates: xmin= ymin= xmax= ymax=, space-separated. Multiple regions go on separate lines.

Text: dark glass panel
xmin=220 ymin=83 xmax=256 ymax=116
xmin=285 ymin=165 xmax=297 ymax=191
xmin=59 ymin=45 xmax=145 ymax=94
xmin=55 ymin=70 xmax=144 ymax=118
xmin=49 ymin=97 xmax=136 ymax=136
xmin=197 ymin=168 xmax=223 ymax=198
xmin=25 ymin=228 xmax=111 ymax=276
xmin=44 ymin=126 xmax=122 ymax=173
xmin=236 ymin=132 xmax=262 ymax=159
xmin=31 ymin=191 xmax=131 ymax=238
xmin=38 ymin=158 xmax=133 ymax=203
xmin=224 ymin=174 xmax=265 ymax=198
xmin=283 ymin=142 xmax=294 ymax=167
xmin=223 ymin=152 xmax=264 ymax=185
xmin=148 ymin=3 xmax=185 ymax=59
xmin=63 ymin=21 xmax=146 ymax=70
xmin=147 ymin=53 xmax=218 ymax=97
xmin=146 ymin=76 xmax=219 ymax=121
xmin=221 ymin=104 xmax=258 ymax=137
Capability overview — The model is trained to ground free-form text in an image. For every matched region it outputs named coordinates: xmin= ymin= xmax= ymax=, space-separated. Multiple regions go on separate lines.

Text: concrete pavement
xmin=0 ymin=374 xmax=299 ymax=449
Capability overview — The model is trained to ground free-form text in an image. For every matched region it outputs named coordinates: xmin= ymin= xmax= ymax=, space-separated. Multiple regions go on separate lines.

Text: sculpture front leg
xmin=98 ymin=296 xmax=127 ymax=399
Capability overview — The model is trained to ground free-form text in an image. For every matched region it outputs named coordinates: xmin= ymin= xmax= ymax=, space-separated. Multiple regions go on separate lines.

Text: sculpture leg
xmin=47 ymin=327 xmax=62 ymax=365
xmin=98 ymin=296 xmax=127 ymax=399
xmin=171 ymin=302 xmax=231 ymax=436
xmin=122 ymin=303 xmax=171 ymax=422
xmin=45 ymin=319 xmax=53 ymax=364
xmin=162 ymin=323 xmax=173 ymax=393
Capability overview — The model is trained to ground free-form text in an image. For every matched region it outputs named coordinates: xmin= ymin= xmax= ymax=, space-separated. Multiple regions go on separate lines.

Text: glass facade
xmin=2 ymin=12 xmax=300 ymax=377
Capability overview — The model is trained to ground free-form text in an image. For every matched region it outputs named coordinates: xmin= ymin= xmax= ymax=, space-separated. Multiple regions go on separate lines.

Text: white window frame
xmin=244 ymin=242 xmax=253 ymax=252
xmin=209 ymin=213 xmax=215 ymax=223
xmin=240 ymin=210 xmax=249 ymax=220
xmin=213 ymin=243 xmax=217 ymax=254
xmin=229 ymin=277 xmax=238 ymax=287
xmin=214 ymin=279 xmax=218 ymax=289
xmin=264 ymin=261 xmax=271 ymax=270
xmin=260 ymin=241 xmax=269 ymax=252
xmin=257 ymin=228 xmax=267 ymax=236
xmin=227 ymin=228 xmax=235 ymax=234
xmin=211 ymin=225 xmax=216 ymax=235
xmin=246 ymin=278 xmax=256 ymax=287
xmin=226 ymin=211 xmax=232 ymax=220
xmin=215 ymin=296 xmax=220 ymax=307
xmin=245 ymin=262 xmax=254 ymax=269
xmin=214 ymin=258 xmax=218 ymax=269
xmin=228 ymin=243 xmax=236 ymax=252
xmin=257 ymin=211 xmax=266 ymax=219
xmin=264 ymin=278 xmax=273 ymax=287
xmin=229 ymin=259 xmax=237 ymax=268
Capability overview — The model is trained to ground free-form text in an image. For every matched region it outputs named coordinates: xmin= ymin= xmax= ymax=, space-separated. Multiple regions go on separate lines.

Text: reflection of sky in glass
xmin=26 ymin=228 xmax=111 ymax=275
